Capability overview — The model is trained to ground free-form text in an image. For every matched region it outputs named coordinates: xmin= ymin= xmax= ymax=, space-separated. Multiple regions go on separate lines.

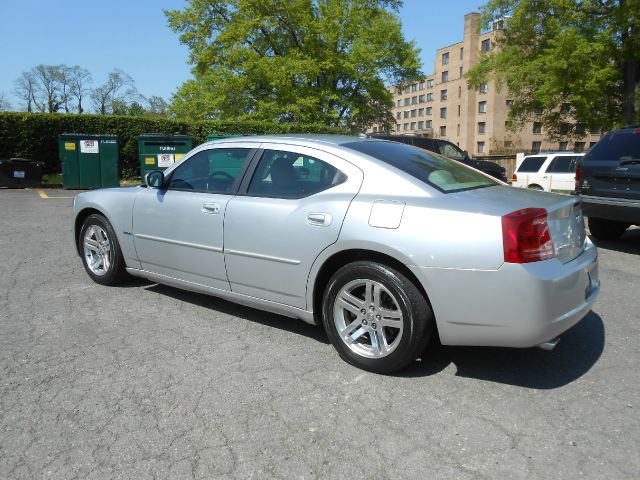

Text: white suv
xmin=511 ymin=152 xmax=584 ymax=192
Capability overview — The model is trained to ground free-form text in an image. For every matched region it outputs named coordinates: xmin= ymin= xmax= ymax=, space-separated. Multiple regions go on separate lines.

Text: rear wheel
xmin=587 ymin=217 xmax=629 ymax=241
xmin=322 ymin=261 xmax=434 ymax=374
xmin=79 ymin=214 xmax=128 ymax=285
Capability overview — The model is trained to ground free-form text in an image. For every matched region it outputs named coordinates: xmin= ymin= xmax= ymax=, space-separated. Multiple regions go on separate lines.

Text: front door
xmin=223 ymin=144 xmax=363 ymax=309
xmin=132 ymin=145 xmax=257 ymax=290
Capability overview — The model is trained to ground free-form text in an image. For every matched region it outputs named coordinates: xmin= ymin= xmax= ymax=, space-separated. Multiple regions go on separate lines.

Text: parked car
xmin=511 ymin=152 xmax=583 ymax=192
xmin=576 ymin=126 xmax=640 ymax=240
xmin=368 ymin=133 xmax=508 ymax=182
xmin=73 ymin=135 xmax=599 ymax=373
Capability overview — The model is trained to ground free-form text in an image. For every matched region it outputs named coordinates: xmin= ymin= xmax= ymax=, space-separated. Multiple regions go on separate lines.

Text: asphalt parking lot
xmin=1 ymin=188 xmax=639 ymax=479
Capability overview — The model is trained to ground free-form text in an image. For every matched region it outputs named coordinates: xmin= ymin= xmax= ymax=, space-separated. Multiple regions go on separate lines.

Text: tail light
xmin=512 ymin=173 xmax=518 ymax=182
xmin=575 ymin=163 xmax=582 ymax=191
xmin=502 ymin=208 xmax=555 ymax=263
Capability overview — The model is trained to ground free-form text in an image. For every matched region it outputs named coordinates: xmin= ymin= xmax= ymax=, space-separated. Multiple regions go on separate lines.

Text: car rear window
xmin=585 ymin=130 xmax=640 ymax=161
xmin=342 ymin=140 xmax=497 ymax=193
xmin=517 ymin=156 xmax=547 ymax=172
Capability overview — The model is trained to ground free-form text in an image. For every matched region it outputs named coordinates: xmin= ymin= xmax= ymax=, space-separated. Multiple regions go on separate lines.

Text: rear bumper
xmin=410 ymin=239 xmax=600 ymax=348
xmin=581 ymin=194 xmax=640 ymax=224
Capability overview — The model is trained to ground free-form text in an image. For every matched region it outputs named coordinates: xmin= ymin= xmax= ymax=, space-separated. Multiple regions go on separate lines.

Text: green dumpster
xmin=59 ymin=134 xmax=119 ymax=189
xmin=138 ymin=134 xmax=193 ymax=179
xmin=206 ymin=134 xmax=242 ymax=142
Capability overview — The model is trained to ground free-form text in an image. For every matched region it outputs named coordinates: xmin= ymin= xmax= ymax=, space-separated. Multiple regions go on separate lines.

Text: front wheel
xmin=322 ymin=261 xmax=434 ymax=374
xmin=79 ymin=213 xmax=128 ymax=285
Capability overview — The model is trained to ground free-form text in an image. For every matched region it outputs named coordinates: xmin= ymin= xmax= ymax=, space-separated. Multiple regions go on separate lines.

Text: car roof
xmin=524 ymin=152 xmax=584 ymax=157
xmin=203 ymin=134 xmax=380 ymax=148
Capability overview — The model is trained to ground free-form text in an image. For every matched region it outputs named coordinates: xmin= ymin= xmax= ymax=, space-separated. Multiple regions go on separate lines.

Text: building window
xmin=559 ymin=141 xmax=568 ymax=150
xmin=418 ymin=108 xmax=424 ymax=116
xmin=458 ymin=105 xmax=461 ymax=116
xmin=396 ymin=112 xmax=401 ymax=119
xmin=477 ymin=141 xmax=485 ymax=153
xmin=561 ymin=103 xmax=571 ymax=113
xmin=426 ymin=120 xmax=432 ymax=128
xmin=459 ymin=66 xmax=463 ymax=78
xmin=396 ymin=124 xmax=401 ymax=131
xmin=440 ymin=126 xmax=447 ymax=137
xmin=426 ymin=107 xmax=432 ymax=116
xmin=442 ymin=52 xmax=450 ymax=65
xmin=404 ymin=98 xmax=410 ymax=106
xmin=411 ymin=109 xmax=417 ymax=118
xmin=440 ymin=89 xmax=448 ymax=101
xmin=590 ymin=126 xmax=601 ymax=135
xmin=411 ymin=83 xmax=417 ymax=92
xmin=411 ymin=96 xmax=417 ymax=104
xmin=575 ymin=142 xmax=585 ymax=152
xmin=532 ymin=141 xmax=542 ymax=152
xmin=427 ymin=79 xmax=434 ymax=89
xmin=457 ymin=124 xmax=460 ymax=135
xmin=478 ymin=122 xmax=486 ymax=134
xmin=479 ymin=83 xmax=488 ymax=94
xmin=397 ymin=99 xmax=402 ymax=107
xmin=458 ymin=86 xmax=462 ymax=98
xmin=427 ymin=93 xmax=434 ymax=102
xmin=460 ymin=47 xmax=464 ymax=60
xmin=440 ymin=107 xmax=447 ymax=119
xmin=533 ymin=122 xmax=542 ymax=134
xmin=418 ymin=121 xmax=424 ymax=129
xmin=419 ymin=82 xmax=425 ymax=91
xmin=481 ymin=39 xmax=491 ymax=52
xmin=404 ymin=85 xmax=410 ymax=94
xmin=403 ymin=110 xmax=409 ymax=119
xmin=372 ymin=126 xmax=378 ymax=133
xmin=410 ymin=122 xmax=416 ymax=130
xmin=442 ymin=71 xmax=449 ymax=82
xmin=589 ymin=141 xmax=598 ymax=149
xmin=478 ymin=101 xmax=487 ymax=113
xmin=403 ymin=123 xmax=409 ymax=131
xmin=506 ymin=99 xmax=514 ymax=107
xmin=575 ymin=124 xmax=586 ymax=135
xmin=418 ymin=94 xmax=425 ymax=103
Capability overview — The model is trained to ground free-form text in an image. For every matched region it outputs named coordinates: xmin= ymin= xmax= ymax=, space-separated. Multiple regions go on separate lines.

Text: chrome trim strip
xmin=134 ymin=233 xmax=223 ymax=252
xmin=225 ymin=248 xmax=301 ymax=265
xmin=580 ymin=195 xmax=640 ymax=208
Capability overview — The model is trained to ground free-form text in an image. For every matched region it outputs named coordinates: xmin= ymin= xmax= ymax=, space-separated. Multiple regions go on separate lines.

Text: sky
xmin=0 ymin=0 xmax=484 ymax=111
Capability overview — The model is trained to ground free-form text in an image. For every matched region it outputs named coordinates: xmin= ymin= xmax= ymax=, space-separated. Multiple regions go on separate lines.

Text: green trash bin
xmin=59 ymin=134 xmax=119 ymax=189
xmin=138 ymin=134 xmax=193 ymax=180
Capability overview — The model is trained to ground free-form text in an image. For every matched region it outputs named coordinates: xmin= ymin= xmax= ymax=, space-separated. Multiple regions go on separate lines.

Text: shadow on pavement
xmin=589 ymin=227 xmax=640 ymax=255
xmin=144 ymin=283 xmax=330 ymax=344
xmin=401 ymin=312 xmax=605 ymax=389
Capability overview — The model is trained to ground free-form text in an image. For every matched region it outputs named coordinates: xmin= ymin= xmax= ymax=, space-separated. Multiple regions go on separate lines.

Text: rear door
xmin=514 ymin=155 xmax=547 ymax=188
xmin=545 ymin=155 xmax=580 ymax=192
xmin=223 ymin=144 xmax=363 ymax=309
xmin=581 ymin=130 xmax=640 ymax=199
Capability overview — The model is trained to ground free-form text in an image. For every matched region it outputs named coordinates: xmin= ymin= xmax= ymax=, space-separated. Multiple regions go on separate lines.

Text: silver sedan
xmin=73 ymin=135 xmax=600 ymax=373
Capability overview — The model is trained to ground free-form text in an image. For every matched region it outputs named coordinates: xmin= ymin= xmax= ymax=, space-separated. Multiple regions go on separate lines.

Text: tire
xmin=322 ymin=261 xmax=434 ymax=374
xmin=79 ymin=213 xmax=128 ymax=285
xmin=587 ymin=217 xmax=629 ymax=241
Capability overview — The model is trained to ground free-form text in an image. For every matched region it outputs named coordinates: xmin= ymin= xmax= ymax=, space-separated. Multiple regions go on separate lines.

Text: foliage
xmin=90 ymin=69 xmax=140 ymax=115
xmin=0 ymin=112 xmax=346 ymax=176
xmin=165 ymin=0 xmax=422 ymax=130
xmin=466 ymin=0 xmax=640 ymax=138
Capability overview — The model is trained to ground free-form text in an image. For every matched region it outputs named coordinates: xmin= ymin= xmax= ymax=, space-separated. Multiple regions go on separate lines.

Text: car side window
xmin=438 ymin=142 xmax=465 ymax=161
xmin=517 ymin=156 xmax=547 ymax=173
xmin=247 ymin=150 xmax=347 ymax=199
xmin=546 ymin=156 xmax=574 ymax=173
xmin=168 ymin=148 xmax=252 ymax=193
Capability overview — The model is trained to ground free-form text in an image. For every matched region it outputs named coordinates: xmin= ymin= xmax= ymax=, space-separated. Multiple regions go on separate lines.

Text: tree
xmin=466 ymin=0 xmax=640 ymax=138
xmin=0 ymin=92 xmax=11 ymax=112
xmin=68 ymin=66 xmax=92 ymax=114
xmin=147 ymin=95 xmax=169 ymax=116
xmin=13 ymin=71 xmax=37 ymax=112
xmin=90 ymin=69 xmax=139 ymax=114
xmin=165 ymin=0 xmax=422 ymax=129
xmin=32 ymin=64 xmax=65 ymax=113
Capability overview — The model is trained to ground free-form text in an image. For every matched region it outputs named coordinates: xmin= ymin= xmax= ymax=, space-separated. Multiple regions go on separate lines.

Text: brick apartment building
xmin=370 ymin=12 xmax=602 ymax=156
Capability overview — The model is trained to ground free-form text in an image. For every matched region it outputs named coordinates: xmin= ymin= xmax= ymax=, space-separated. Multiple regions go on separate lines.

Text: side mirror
xmin=145 ymin=171 xmax=164 ymax=188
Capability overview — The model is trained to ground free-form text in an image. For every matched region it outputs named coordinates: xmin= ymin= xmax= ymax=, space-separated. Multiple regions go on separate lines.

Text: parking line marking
xmin=37 ymin=189 xmax=73 ymax=199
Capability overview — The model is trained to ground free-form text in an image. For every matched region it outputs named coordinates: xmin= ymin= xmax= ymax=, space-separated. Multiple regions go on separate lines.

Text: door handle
xmin=307 ymin=212 xmax=332 ymax=226
xmin=201 ymin=202 xmax=221 ymax=214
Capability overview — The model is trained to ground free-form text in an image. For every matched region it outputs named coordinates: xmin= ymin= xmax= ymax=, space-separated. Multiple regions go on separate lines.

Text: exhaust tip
xmin=538 ymin=337 xmax=560 ymax=351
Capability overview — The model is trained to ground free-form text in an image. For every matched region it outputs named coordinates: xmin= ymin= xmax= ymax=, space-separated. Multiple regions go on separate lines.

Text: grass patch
xmin=42 ymin=173 xmax=63 ymax=184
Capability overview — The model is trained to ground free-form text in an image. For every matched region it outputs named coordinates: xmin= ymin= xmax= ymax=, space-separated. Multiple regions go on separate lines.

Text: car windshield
xmin=343 ymin=140 xmax=497 ymax=193
xmin=586 ymin=130 xmax=640 ymax=161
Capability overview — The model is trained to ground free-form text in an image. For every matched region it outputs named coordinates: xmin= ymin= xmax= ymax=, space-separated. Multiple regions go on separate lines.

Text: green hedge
xmin=0 ymin=112 xmax=348 ymax=176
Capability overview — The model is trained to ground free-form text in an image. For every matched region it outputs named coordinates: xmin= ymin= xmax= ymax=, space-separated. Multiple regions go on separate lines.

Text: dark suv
xmin=576 ymin=126 xmax=640 ymax=240
xmin=368 ymin=134 xmax=508 ymax=182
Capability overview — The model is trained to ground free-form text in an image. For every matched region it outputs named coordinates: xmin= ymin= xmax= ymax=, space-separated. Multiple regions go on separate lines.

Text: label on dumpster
xmin=175 ymin=154 xmax=185 ymax=162
xmin=145 ymin=157 xmax=155 ymax=165
xmin=80 ymin=140 xmax=99 ymax=154
xmin=157 ymin=154 xmax=174 ymax=167
xmin=13 ymin=170 xmax=25 ymax=178
xmin=64 ymin=142 xmax=76 ymax=151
